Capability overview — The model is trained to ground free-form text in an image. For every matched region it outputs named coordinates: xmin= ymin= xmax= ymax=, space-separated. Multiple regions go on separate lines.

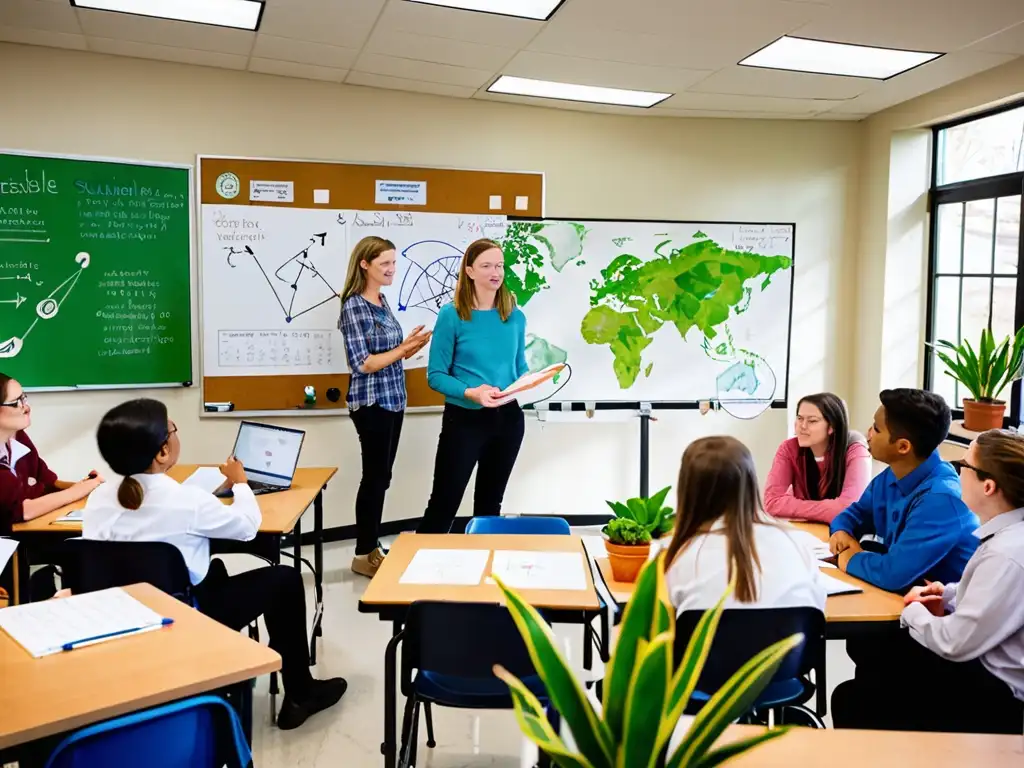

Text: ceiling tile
xmin=257 ymin=0 xmax=384 ymax=48
xmin=659 ymin=92 xmax=843 ymax=114
xmin=375 ymin=0 xmax=542 ymax=47
xmin=345 ymin=71 xmax=478 ymax=98
xmin=971 ymin=21 xmax=1024 ymax=55
xmin=689 ymin=65 xmax=872 ymax=99
xmin=77 ymin=9 xmax=255 ymax=54
xmin=0 ymin=24 xmax=85 ymax=50
xmin=502 ymin=50 xmax=710 ymax=92
xmin=363 ymin=27 xmax=515 ymax=70
xmin=251 ymin=34 xmax=358 ymax=69
xmin=88 ymin=37 xmax=248 ymax=68
xmin=526 ymin=23 xmax=700 ymax=69
xmin=0 ymin=0 xmax=81 ymax=34
xmin=249 ymin=57 xmax=348 ymax=82
xmin=353 ymin=51 xmax=494 ymax=87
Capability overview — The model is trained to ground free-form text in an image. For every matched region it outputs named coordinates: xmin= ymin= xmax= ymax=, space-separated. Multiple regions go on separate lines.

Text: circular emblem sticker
xmin=216 ymin=172 xmax=240 ymax=199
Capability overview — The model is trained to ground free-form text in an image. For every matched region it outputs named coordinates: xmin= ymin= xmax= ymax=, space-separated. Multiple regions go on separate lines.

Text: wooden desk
xmin=0 ymin=583 xmax=280 ymax=757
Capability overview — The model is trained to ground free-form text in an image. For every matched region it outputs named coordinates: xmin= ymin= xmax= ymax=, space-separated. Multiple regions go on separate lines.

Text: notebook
xmin=51 ymin=508 xmax=84 ymax=524
xmin=820 ymin=572 xmax=864 ymax=597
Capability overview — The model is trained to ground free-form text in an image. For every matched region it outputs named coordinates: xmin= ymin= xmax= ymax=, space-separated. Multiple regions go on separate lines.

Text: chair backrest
xmin=45 ymin=694 xmax=250 ymax=768
xmin=465 ymin=516 xmax=570 ymax=536
xmin=673 ymin=607 xmax=825 ymax=693
xmin=62 ymin=539 xmax=193 ymax=602
xmin=402 ymin=601 xmax=540 ymax=682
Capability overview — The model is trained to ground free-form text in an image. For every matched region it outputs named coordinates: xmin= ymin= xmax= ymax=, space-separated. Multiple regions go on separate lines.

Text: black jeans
xmin=350 ymin=405 xmax=405 ymax=555
xmin=417 ymin=402 xmax=525 ymax=534
xmin=194 ymin=559 xmax=313 ymax=698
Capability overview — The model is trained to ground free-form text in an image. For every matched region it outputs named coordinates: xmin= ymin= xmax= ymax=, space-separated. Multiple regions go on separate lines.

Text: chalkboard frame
xmin=0 ymin=148 xmax=195 ymax=392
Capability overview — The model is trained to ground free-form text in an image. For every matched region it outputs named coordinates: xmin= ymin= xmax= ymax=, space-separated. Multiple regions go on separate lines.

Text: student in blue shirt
xmin=417 ymin=238 xmax=528 ymax=534
xmin=829 ymin=388 xmax=978 ymax=592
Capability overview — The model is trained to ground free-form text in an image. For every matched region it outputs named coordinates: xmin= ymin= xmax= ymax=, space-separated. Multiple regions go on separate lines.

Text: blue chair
xmin=45 ymin=695 xmax=251 ymax=768
xmin=673 ymin=607 xmax=826 ymax=728
xmin=464 ymin=515 xmax=571 ymax=536
xmin=384 ymin=601 xmax=548 ymax=768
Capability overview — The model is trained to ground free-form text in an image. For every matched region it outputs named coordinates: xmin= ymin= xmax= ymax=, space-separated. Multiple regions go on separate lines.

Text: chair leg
xmin=599 ymin=609 xmax=610 ymax=663
xmin=424 ymin=702 xmax=436 ymax=749
xmin=269 ymin=672 xmax=278 ymax=724
xmin=779 ymin=705 xmax=827 ymax=729
xmin=410 ymin=701 xmax=421 ymax=767
xmin=399 ymin=695 xmax=416 ymax=768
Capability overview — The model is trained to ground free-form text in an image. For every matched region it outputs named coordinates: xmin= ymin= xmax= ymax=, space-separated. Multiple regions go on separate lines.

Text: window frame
xmin=924 ymin=100 xmax=1024 ymax=436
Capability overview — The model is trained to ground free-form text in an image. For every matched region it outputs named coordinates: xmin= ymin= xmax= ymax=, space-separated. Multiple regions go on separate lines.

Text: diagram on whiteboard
xmin=396 ymin=240 xmax=462 ymax=314
xmin=0 ymin=252 xmax=90 ymax=358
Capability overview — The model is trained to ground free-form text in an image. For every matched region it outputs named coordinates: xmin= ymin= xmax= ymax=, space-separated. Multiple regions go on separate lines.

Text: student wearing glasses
xmin=82 ymin=398 xmax=346 ymax=730
xmin=0 ymin=372 xmax=102 ymax=533
xmin=833 ymin=429 xmax=1024 ymax=733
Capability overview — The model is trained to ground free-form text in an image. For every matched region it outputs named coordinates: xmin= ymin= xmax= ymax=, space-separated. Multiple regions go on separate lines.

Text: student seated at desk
xmin=828 ymin=388 xmax=978 ymax=593
xmin=0 ymin=373 xmax=103 ymax=532
xmin=664 ymin=436 xmax=826 ymax=614
xmin=764 ymin=393 xmax=870 ymax=523
xmin=832 ymin=429 xmax=1024 ymax=733
xmin=82 ymin=398 xmax=346 ymax=731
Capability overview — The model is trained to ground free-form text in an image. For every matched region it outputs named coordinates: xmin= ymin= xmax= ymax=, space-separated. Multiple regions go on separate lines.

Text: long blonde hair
xmin=453 ymin=238 xmax=515 ymax=322
xmin=339 ymin=236 xmax=396 ymax=302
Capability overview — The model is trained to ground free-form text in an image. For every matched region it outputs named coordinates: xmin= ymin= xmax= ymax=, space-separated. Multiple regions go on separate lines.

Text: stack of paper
xmin=0 ymin=587 xmax=170 ymax=657
xmin=399 ymin=549 xmax=490 ymax=586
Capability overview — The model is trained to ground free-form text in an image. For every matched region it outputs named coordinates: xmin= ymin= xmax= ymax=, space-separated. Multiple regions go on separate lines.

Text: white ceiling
xmin=2 ymin=0 xmax=1024 ymax=120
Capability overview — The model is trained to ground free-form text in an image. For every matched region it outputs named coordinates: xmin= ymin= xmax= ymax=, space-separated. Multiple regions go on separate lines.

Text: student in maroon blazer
xmin=0 ymin=373 xmax=102 ymax=534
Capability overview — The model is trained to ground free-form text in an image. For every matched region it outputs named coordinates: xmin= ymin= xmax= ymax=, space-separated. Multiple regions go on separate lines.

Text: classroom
xmin=1 ymin=0 xmax=1024 ymax=766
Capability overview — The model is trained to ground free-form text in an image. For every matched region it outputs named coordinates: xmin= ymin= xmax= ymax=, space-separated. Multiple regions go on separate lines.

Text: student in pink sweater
xmin=765 ymin=392 xmax=871 ymax=523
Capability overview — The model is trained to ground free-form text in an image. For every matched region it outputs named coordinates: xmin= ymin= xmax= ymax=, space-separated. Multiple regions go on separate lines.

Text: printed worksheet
xmin=491 ymin=551 xmax=588 ymax=591
xmin=399 ymin=549 xmax=490 ymax=586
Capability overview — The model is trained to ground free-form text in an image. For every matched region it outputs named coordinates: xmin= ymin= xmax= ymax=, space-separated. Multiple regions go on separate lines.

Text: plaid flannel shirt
xmin=339 ymin=294 xmax=406 ymax=411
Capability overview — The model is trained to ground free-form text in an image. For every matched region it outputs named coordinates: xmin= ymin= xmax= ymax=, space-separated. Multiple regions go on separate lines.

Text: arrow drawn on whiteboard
xmin=0 ymin=274 xmax=31 ymax=282
xmin=0 ymin=294 xmax=26 ymax=309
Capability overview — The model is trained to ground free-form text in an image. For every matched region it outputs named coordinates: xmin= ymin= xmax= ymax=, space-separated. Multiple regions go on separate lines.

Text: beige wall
xmin=0 ymin=43 xmax=863 ymax=529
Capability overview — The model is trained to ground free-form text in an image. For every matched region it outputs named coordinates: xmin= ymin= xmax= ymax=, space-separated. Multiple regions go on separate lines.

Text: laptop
xmin=230 ymin=421 xmax=306 ymax=496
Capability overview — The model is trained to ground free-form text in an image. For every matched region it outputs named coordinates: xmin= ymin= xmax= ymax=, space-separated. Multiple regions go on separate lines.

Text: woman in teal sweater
xmin=417 ymin=238 xmax=528 ymax=533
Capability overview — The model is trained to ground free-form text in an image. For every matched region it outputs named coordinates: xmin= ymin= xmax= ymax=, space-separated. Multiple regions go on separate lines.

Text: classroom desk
xmin=10 ymin=465 xmax=337 ymax=661
xmin=359 ymin=533 xmax=603 ymax=768
xmin=0 ymin=583 xmax=281 ymax=764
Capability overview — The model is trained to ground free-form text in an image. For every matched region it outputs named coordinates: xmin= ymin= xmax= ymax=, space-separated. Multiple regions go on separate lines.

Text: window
xmin=926 ymin=102 xmax=1024 ymax=427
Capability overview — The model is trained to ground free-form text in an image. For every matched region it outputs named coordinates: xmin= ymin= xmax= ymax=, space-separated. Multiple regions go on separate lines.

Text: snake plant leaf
xmin=618 ymin=632 xmax=673 ymax=768
xmin=691 ymin=727 xmax=793 ymax=768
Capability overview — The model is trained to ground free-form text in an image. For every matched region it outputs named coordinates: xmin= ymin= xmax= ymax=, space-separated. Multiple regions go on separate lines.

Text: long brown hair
xmin=453 ymin=238 xmax=515 ymax=322
xmin=339 ymin=236 xmax=396 ymax=303
xmin=974 ymin=429 xmax=1024 ymax=509
xmin=797 ymin=393 xmax=852 ymax=500
xmin=664 ymin=436 xmax=766 ymax=603
xmin=0 ymin=372 xmax=10 ymax=403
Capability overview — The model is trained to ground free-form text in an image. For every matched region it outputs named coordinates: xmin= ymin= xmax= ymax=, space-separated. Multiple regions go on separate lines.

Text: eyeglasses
xmin=952 ymin=459 xmax=993 ymax=482
xmin=0 ymin=393 xmax=28 ymax=409
xmin=164 ymin=425 xmax=178 ymax=443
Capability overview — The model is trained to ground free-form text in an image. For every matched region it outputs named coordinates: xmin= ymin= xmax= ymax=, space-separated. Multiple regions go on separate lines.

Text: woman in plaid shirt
xmin=339 ymin=237 xmax=430 ymax=577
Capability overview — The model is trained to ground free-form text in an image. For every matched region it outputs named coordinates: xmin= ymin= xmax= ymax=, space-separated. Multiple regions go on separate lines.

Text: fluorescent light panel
xmin=489 ymin=75 xmax=670 ymax=108
xmin=70 ymin=0 xmax=264 ymax=30
xmin=403 ymin=0 xmax=564 ymax=21
xmin=739 ymin=35 xmax=941 ymax=80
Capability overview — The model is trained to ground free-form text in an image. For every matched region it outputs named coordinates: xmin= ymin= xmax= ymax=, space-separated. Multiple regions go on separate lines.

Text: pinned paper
xmin=489 ymin=195 xmax=502 ymax=210
xmin=313 ymin=189 xmax=330 ymax=204
xmin=515 ymin=195 xmax=529 ymax=211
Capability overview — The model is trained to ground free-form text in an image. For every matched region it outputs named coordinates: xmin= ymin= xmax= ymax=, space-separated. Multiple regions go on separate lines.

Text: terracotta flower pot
xmin=962 ymin=399 xmax=1006 ymax=432
xmin=604 ymin=539 xmax=651 ymax=583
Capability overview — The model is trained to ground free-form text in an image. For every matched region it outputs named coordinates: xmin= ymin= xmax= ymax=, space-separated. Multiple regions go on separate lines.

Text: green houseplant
xmin=493 ymin=553 xmax=799 ymax=768
xmin=602 ymin=486 xmax=674 ymax=583
xmin=930 ymin=326 xmax=1024 ymax=431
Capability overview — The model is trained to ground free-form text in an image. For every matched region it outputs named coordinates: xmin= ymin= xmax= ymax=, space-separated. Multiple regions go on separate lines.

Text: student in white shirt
xmin=663 ymin=436 xmax=826 ymax=614
xmin=82 ymin=398 xmax=346 ymax=731
xmin=832 ymin=428 xmax=1024 ymax=734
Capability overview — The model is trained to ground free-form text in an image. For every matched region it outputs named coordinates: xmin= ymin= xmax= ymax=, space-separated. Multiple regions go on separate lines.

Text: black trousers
xmin=350 ymin=405 xmax=405 ymax=555
xmin=417 ymin=402 xmax=525 ymax=534
xmin=195 ymin=559 xmax=313 ymax=698
xmin=833 ymin=628 xmax=1023 ymax=734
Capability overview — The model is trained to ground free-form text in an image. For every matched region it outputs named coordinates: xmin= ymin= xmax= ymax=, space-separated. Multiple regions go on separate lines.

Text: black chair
xmin=673 ymin=607 xmax=826 ymax=728
xmin=384 ymin=601 xmax=550 ymax=768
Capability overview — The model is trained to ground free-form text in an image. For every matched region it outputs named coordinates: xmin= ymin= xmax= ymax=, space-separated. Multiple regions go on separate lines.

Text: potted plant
xmin=603 ymin=486 xmax=675 ymax=583
xmin=493 ymin=554 xmax=798 ymax=768
xmin=930 ymin=326 xmax=1024 ymax=431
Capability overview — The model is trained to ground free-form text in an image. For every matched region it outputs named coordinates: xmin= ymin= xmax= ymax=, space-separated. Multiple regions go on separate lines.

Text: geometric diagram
xmin=0 ymin=251 xmax=90 ymax=358
xmin=396 ymin=240 xmax=461 ymax=314
xmin=229 ymin=233 xmax=338 ymax=323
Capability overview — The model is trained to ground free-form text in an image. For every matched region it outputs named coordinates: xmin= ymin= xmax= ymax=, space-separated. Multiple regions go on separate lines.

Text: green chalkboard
xmin=0 ymin=151 xmax=192 ymax=388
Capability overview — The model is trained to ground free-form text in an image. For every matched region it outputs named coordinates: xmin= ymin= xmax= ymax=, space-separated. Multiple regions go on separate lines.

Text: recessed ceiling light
xmin=70 ymin=0 xmax=265 ymax=31
xmin=402 ymin=0 xmax=564 ymax=22
xmin=739 ymin=35 xmax=942 ymax=80
xmin=488 ymin=75 xmax=670 ymax=108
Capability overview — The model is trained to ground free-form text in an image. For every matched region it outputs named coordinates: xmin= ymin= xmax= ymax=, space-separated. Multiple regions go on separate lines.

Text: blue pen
xmin=60 ymin=617 xmax=174 ymax=652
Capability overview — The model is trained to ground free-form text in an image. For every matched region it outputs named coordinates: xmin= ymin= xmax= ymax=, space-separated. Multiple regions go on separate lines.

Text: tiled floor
xmin=227 ymin=534 xmax=857 ymax=767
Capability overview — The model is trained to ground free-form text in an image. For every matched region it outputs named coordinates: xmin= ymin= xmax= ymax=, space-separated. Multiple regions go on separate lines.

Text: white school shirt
xmin=82 ymin=472 xmax=262 ymax=585
xmin=664 ymin=520 xmax=827 ymax=614
xmin=901 ymin=507 xmax=1024 ymax=700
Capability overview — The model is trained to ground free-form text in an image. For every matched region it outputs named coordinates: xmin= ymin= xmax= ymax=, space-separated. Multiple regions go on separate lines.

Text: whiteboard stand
xmin=639 ymin=402 xmax=653 ymax=498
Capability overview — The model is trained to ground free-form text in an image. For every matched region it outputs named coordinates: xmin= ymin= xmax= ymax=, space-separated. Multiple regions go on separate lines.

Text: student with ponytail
xmin=82 ymin=399 xmax=346 ymax=730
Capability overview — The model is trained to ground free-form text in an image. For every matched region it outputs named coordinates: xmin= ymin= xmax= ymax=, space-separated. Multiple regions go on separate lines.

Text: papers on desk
xmin=399 ymin=549 xmax=489 ymax=586
xmin=491 ymin=551 xmax=588 ymax=591
xmin=182 ymin=466 xmax=228 ymax=494
xmin=786 ymin=527 xmax=834 ymax=561
xmin=0 ymin=587 xmax=171 ymax=658
xmin=820 ymin=572 xmax=864 ymax=597
xmin=0 ymin=537 xmax=16 ymax=573
xmin=51 ymin=508 xmax=84 ymax=524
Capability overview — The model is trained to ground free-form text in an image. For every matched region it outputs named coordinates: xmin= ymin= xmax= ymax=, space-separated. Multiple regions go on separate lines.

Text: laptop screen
xmin=232 ymin=422 xmax=305 ymax=487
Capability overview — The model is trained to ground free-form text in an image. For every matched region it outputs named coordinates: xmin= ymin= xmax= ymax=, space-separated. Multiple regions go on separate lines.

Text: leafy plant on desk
xmin=603 ymin=518 xmax=651 ymax=546
xmin=493 ymin=554 xmax=800 ymax=768
xmin=604 ymin=485 xmax=675 ymax=539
